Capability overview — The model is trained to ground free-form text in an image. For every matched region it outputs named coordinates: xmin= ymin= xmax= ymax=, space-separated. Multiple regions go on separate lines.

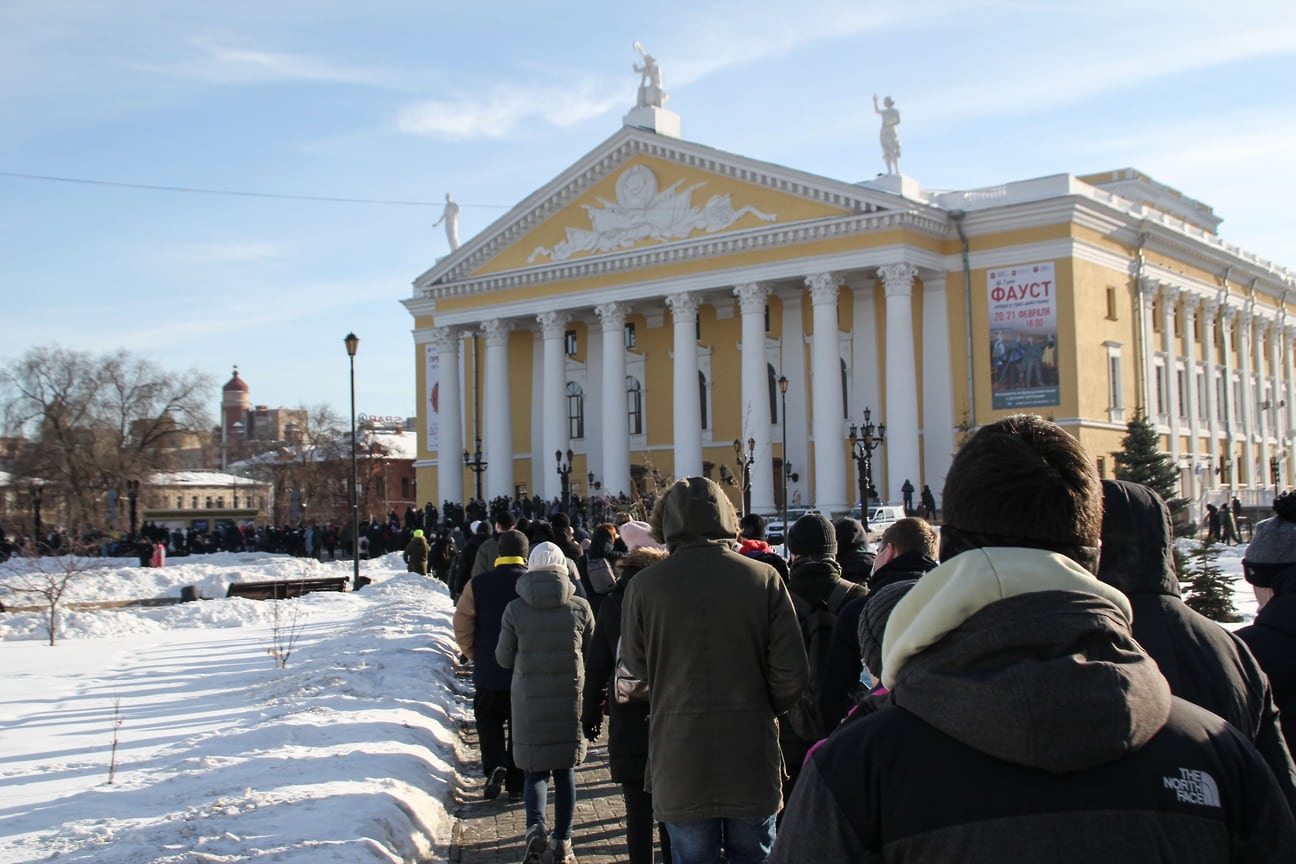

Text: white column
xmin=596 ymin=302 xmax=631 ymax=497
xmin=666 ymin=292 xmax=703 ymax=479
xmin=1285 ymin=325 xmax=1296 ymax=488
xmin=735 ymin=282 xmax=775 ymax=513
xmin=1139 ymin=279 xmax=1157 ymax=417
xmin=1161 ymin=285 xmax=1181 ymax=465
xmin=529 ymin=330 xmax=544 ymax=499
xmin=807 ymin=273 xmax=848 ymax=513
xmin=1181 ymin=297 xmax=1202 ymax=513
xmin=921 ymin=272 xmax=955 ymax=508
xmin=1202 ymin=299 xmax=1221 ymax=492
xmin=1220 ymin=304 xmax=1237 ymax=488
xmin=850 ymin=278 xmax=881 ymax=428
xmin=1257 ymin=318 xmax=1272 ymax=490
xmin=880 ymin=262 xmax=921 ymax=506
xmin=1237 ymin=308 xmax=1255 ymax=487
xmin=481 ymin=320 xmax=514 ymax=501
xmin=537 ymin=310 xmax=570 ymax=501
xmin=433 ymin=327 xmax=464 ymax=507
xmin=778 ymin=288 xmax=811 ymax=508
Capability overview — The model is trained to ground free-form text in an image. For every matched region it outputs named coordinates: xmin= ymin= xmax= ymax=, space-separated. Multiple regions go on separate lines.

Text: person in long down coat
xmin=403 ymin=529 xmax=430 ymax=575
xmin=496 ymin=541 xmax=595 ymax=864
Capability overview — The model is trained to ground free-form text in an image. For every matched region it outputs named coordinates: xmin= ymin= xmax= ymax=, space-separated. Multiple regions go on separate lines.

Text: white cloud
xmin=130 ymin=36 xmax=398 ymax=88
xmin=395 ymin=78 xmax=624 ymax=140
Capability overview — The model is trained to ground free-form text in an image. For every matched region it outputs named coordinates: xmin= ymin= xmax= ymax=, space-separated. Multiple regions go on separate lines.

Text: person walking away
xmin=621 ymin=477 xmax=808 ymax=864
xmin=455 ymin=529 xmax=530 ymax=802
xmin=780 ymin=514 xmax=865 ymax=799
xmin=403 ymin=528 xmax=430 ymax=575
xmin=920 ymin=484 xmax=937 ymax=521
xmin=820 ymin=517 xmax=937 ymax=732
xmin=900 ymin=479 xmax=914 ymax=514
xmin=1237 ymin=492 xmax=1296 ymax=757
xmin=770 ymin=414 xmax=1296 ymax=862
xmin=1098 ymin=480 xmax=1296 ymax=810
xmin=496 ymin=541 xmax=595 ymax=864
xmin=581 ymin=544 xmax=672 ymax=864
xmin=831 ymin=517 xmax=875 ymax=584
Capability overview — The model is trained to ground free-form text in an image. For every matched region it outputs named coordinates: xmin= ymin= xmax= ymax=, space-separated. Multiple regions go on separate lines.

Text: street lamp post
xmin=31 ymin=483 xmax=44 ymax=543
xmin=345 ymin=332 xmax=360 ymax=589
xmin=733 ymin=437 xmax=755 ymax=517
xmin=848 ymin=407 xmax=887 ymax=520
xmin=462 ymin=436 xmax=487 ymax=502
xmin=778 ymin=375 xmax=789 ymax=548
xmin=126 ymin=479 xmax=139 ymax=538
xmin=556 ymin=449 xmax=574 ymax=516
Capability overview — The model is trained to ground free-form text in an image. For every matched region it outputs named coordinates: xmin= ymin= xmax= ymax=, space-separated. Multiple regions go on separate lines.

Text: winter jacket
xmin=496 ymin=544 xmax=595 ymax=773
xmin=621 ymin=477 xmax=809 ymax=823
xmin=403 ymin=535 xmax=430 ymax=574
xmin=819 ymin=549 xmax=937 ymax=731
xmin=454 ymin=561 xmax=525 ymax=691
xmin=1237 ymin=567 xmax=1296 ymax=757
xmin=1099 ymin=480 xmax=1296 ymax=809
xmin=580 ymin=548 xmax=664 ymax=785
xmin=770 ymin=547 xmax=1296 ymax=863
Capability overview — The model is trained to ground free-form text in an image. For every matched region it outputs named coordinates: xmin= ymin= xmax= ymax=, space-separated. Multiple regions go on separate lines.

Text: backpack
xmin=587 ymin=556 xmax=616 ymax=594
xmin=786 ymin=579 xmax=853 ymax=742
xmin=614 ymin=636 xmax=649 ymax=704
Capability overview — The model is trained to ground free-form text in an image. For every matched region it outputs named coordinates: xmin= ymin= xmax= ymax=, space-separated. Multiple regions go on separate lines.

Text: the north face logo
xmin=1163 ymin=768 xmax=1221 ymax=807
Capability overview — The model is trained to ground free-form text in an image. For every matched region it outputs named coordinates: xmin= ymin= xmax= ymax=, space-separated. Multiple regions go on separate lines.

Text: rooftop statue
xmin=633 ymin=41 xmax=668 ymax=109
xmin=873 ymin=94 xmax=901 ymax=175
xmin=433 ymin=192 xmax=461 ymax=251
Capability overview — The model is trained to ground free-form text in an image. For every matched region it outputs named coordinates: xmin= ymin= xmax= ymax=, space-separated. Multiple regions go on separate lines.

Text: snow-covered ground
xmin=0 ymin=539 xmax=1265 ymax=863
xmin=0 ymin=552 xmax=468 ymax=863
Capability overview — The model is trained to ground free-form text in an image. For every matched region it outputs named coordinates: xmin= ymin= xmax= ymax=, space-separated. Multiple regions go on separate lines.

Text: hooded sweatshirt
xmin=495 ymin=541 xmax=594 ymax=772
xmin=771 ymin=547 xmax=1296 ymax=863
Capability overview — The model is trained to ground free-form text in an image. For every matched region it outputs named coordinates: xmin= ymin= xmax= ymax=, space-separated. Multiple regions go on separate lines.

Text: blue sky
xmin=2 ymin=0 xmax=1294 ymax=425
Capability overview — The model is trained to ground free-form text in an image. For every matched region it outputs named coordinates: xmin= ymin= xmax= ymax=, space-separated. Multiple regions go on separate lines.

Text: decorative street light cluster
xmin=345 ymin=332 xmax=360 ymax=588
xmin=463 ymin=437 xmax=487 ymax=501
xmin=733 ymin=437 xmax=755 ymax=517
xmin=848 ymin=407 xmax=886 ymax=513
xmin=556 ymin=449 xmax=574 ymax=514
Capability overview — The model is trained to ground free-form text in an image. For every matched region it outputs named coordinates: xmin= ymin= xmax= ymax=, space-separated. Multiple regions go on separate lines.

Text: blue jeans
xmin=665 ymin=815 xmax=777 ymax=864
xmin=523 ymin=769 xmax=576 ymax=841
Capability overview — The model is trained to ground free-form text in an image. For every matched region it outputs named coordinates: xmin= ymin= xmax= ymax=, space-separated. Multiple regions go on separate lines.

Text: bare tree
xmin=0 ymin=538 xmax=101 ymax=645
xmin=238 ymin=404 xmax=349 ymax=525
xmin=1 ymin=346 xmax=211 ymax=530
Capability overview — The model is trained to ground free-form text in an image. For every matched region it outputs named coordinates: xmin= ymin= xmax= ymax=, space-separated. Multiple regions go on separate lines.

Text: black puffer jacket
xmin=1098 ymin=480 xmax=1296 ymax=810
xmin=1238 ymin=564 xmax=1296 ymax=758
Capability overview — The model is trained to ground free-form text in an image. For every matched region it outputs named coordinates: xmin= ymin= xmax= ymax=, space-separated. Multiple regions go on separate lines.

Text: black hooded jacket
xmin=1098 ymin=480 xmax=1296 ymax=811
xmin=1238 ymin=562 xmax=1296 ymax=757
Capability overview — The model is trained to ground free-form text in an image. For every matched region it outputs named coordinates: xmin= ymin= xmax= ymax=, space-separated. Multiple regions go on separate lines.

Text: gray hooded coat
xmin=496 ymin=541 xmax=595 ymax=773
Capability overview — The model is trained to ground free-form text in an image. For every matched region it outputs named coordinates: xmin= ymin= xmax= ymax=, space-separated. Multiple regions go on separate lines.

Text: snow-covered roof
xmin=147 ymin=471 xmax=268 ymax=487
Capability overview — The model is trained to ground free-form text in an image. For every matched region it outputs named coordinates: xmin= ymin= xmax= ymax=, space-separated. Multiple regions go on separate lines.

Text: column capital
xmin=733 ymin=282 xmax=771 ymax=315
xmin=1160 ymin=283 xmax=1181 ymax=303
xmin=805 ymin=272 xmax=839 ymax=305
xmin=1286 ymin=323 xmax=1296 ymax=345
xmin=481 ymin=319 xmax=514 ymax=347
xmin=594 ymin=301 xmax=629 ymax=330
xmin=536 ymin=310 xmax=570 ymax=340
xmin=878 ymin=262 xmax=918 ymax=298
xmin=1137 ymin=277 xmax=1161 ymax=302
xmin=430 ymin=325 xmax=459 ymax=348
xmin=665 ymin=291 xmax=700 ymax=322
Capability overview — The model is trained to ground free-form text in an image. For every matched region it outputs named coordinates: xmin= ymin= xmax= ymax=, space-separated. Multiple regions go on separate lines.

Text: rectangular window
xmin=1109 ymin=355 xmax=1123 ymax=411
xmin=1106 ymin=287 xmax=1118 ymax=320
xmin=1177 ymin=368 xmax=1188 ymax=419
xmin=176 ymin=496 xmax=184 ymax=509
xmin=1155 ymin=362 xmax=1167 ymax=416
xmin=1096 ymin=456 xmax=1106 ymax=479
xmin=192 ymin=495 xmax=199 ymax=509
xmin=205 ymin=496 xmax=213 ymax=509
xmin=1197 ymin=371 xmax=1207 ymax=421
xmin=564 ymin=329 xmax=577 ymax=355
xmin=1217 ymin=374 xmax=1226 ymax=422
xmin=624 ymin=322 xmax=636 ymax=349
xmin=764 ymin=303 xmax=771 ymax=333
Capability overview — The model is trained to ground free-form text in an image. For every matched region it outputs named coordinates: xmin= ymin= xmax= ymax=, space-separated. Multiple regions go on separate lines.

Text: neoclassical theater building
xmin=403 ymin=96 xmax=1295 ymax=521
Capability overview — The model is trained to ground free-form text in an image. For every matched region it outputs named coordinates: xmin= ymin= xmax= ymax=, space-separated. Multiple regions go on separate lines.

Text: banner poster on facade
xmin=425 ymin=344 xmax=439 ymax=451
xmin=989 ymin=262 xmax=1060 ymax=410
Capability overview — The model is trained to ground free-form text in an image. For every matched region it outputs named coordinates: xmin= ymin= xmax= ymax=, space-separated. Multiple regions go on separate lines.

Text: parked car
xmin=865 ymin=505 xmax=907 ymax=542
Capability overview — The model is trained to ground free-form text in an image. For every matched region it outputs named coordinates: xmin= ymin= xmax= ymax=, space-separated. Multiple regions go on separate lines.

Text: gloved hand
xmin=582 ymin=719 xmax=602 ymax=741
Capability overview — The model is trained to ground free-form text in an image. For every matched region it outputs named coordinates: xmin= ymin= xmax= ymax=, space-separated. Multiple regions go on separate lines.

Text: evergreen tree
xmin=1181 ymin=536 xmax=1241 ymax=623
xmin=1114 ymin=411 xmax=1190 ymax=534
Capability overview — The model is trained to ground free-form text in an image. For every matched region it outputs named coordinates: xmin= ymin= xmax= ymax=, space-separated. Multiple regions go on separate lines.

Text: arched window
xmin=567 ymin=381 xmax=584 ymax=439
xmin=841 ymin=358 xmax=849 ymax=418
xmin=699 ymin=370 xmax=709 ymax=430
xmin=768 ymin=364 xmax=779 ymax=423
xmin=626 ymin=376 xmax=643 ymax=435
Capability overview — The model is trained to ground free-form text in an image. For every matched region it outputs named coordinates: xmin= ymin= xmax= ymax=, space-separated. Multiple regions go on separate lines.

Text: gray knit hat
xmin=858 ymin=579 xmax=919 ymax=680
xmin=1242 ymin=493 xmax=1296 ymax=585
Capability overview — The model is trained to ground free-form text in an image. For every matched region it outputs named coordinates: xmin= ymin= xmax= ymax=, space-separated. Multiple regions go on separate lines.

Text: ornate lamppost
xmin=463 ymin=436 xmax=487 ymax=502
xmin=556 ymin=449 xmax=574 ymax=516
xmin=733 ymin=437 xmax=755 ymax=517
xmin=848 ymin=407 xmax=886 ymax=516
xmin=778 ymin=375 xmax=789 ymax=547
xmin=345 ymin=332 xmax=360 ymax=588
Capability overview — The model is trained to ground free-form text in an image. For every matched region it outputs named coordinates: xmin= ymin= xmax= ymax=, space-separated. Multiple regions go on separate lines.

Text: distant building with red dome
xmin=215 ymin=367 xmax=308 ymax=468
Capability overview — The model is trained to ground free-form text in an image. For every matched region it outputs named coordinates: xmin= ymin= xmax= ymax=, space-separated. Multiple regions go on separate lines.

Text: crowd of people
xmin=437 ymin=413 xmax=1296 ymax=863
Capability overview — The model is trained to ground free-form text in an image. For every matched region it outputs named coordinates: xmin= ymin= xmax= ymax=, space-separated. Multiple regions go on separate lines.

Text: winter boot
xmin=484 ymin=765 xmax=506 ymax=800
xmin=521 ymin=823 xmax=547 ymax=864
xmin=549 ymin=836 xmax=576 ymax=864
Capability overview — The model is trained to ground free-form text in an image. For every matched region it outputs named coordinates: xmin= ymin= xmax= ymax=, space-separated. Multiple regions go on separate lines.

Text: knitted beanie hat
xmin=527 ymin=541 xmax=568 ymax=572
xmin=787 ymin=513 xmax=837 ymax=558
xmin=1243 ymin=493 xmax=1296 ymax=586
xmin=497 ymin=529 xmax=529 ymax=559
xmin=620 ymin=520 xmax=666 ymax=553
xmin=858 ymin=579 xmax=919 ymax=679
xmin=834 ymin=517 xmax=869 ymax=553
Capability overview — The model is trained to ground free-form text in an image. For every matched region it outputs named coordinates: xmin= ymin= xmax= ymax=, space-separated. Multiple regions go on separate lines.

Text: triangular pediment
xmin=413 ymin=126 xmax=913 ymax=292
